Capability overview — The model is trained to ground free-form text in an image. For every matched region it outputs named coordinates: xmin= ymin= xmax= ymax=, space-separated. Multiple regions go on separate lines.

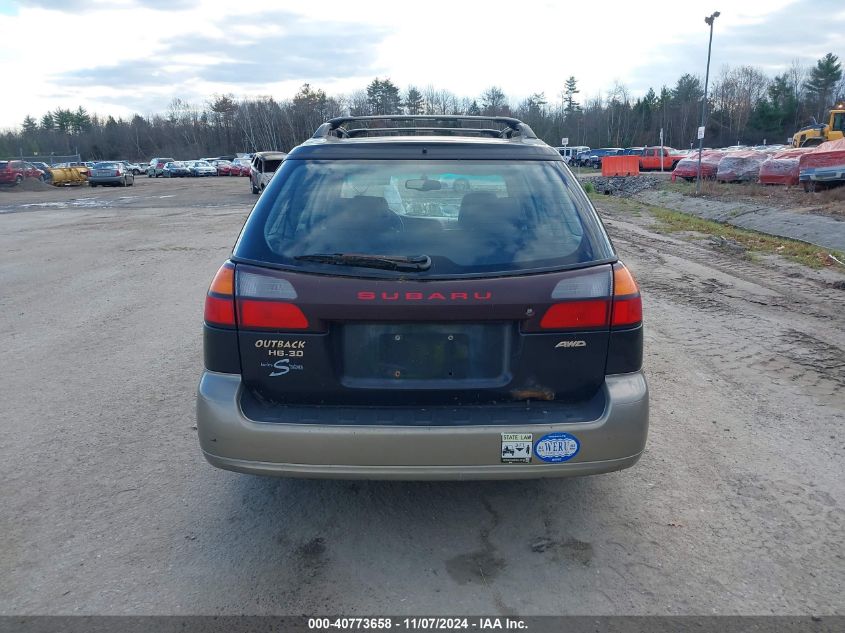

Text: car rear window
xmin=234 ymin=159 xmax=614 ymax=278
xmin=0 ymin=162 xmax=7 ymax=169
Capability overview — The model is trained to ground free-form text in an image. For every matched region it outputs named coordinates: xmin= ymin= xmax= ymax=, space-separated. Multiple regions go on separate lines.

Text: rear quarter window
xmin=234 ymin=158 xmax=614 ymax=278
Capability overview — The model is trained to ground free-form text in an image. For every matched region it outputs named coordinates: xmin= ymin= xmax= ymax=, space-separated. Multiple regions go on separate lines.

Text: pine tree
xmin=40 ymin=112 xmax=54 ymax=131
xmin=366 ymin=78 xmax=401 ymax=115
xmin=804 ymin=53 xmax=842 ymax=120
xmin=54 ymin=108 xmax=74 ymax=134
xmin=564 ymin=76 xmax=580 ymax=115
xmin=404 ymin=86 xmax=424 ymax=115
xmin=22 ymin=115 xmax=37 ymax=134
xmin=72 ymin=107 xmax=92 ymax=134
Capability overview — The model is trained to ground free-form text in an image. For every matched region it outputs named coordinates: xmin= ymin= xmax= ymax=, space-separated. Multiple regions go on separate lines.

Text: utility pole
xmin=696 ymin=11 xmax=720 ymax=194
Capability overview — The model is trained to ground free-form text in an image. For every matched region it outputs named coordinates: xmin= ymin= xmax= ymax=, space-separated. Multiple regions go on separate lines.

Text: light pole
xmin=696 ymin=10 xmax=719 ymax=194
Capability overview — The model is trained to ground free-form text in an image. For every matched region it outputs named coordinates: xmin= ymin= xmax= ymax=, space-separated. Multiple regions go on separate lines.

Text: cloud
xmin=59 ymin=10 xmax=386 ymax=90
xmin=20 ymin=0 xmax=196 ymax=11
xmin=625 ymin=0 xmax=845 ymax=93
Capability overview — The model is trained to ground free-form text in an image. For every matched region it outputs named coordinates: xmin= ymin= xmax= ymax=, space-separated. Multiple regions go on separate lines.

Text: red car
xmin=671 ymin=151 xmax=727 ymax=181
xmin=230 ymin=159 xmax=251 ymax=176
xmin=0 ymin=160 xmax=46 ymax=185
xmin=759 ymin=148 xmax=812 ymax=186
xmin=210 ymin=160 xmax=233 ymax=176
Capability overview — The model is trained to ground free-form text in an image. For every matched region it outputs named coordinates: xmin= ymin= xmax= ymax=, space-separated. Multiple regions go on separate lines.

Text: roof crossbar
xmin=312 ymin=115 xmax=538 ymax=140
xmin=343 ymin=127 xmax=508 ymax=138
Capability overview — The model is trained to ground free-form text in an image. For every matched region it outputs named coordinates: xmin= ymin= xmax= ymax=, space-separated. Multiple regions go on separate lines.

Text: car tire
xmin=251 ymin=181 xmax=259 ymax=194
xmin=90 ymin=182 xmax=97 ymax=187
xmin=14 ymin=175 xmax=23 ymax=185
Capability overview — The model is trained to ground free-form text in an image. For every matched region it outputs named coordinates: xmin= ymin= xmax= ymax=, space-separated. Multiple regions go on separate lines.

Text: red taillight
xmin=611 ymin=263 xmax=642 ymax=327
xmin=237 ymin=299 xmax=309 ymax=330
xmin=204 ymin=295 xmax=235 ymax=325
xmin=234 ymin=268 xmax=310 ymax=331
xmin=540 ymin=300 xmax=609 ymax=329
xmin=204 ymin=262 xmax=235 ymax=327
xmin=611 ymin=296 xmax=642 ymax=326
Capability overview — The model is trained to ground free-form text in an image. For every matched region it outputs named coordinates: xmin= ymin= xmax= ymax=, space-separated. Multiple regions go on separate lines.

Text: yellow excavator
xmin=792 ymin=103 xmax=845 ymax=147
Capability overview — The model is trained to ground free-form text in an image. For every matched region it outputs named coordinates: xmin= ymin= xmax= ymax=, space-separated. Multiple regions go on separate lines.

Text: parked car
xmin=574 ymin=148 xmax=623 ymax=168
xmin=186 ymin=160 xmax=217 ymax=177
xmin=162 ymin=161 xmax=191 ymax=178
xmin=119 ymin=161 xmax=144 ymax=175
xmin=209 ymin=160 xmax=234 ymax=176
xmin=639 ymin=146 xmax=682 ymax=171
xmin=197 ymin=115 xmax=647 ymax=480
xmin=586 ymin=148 xmax=625 ymax=169
xmin=0 ymin=160 xmax=45 ymax=185
xmin=148 ymin=157 xmax=175 ymax=177
xmin=716 ymin=151 xmax=768 ymax=183
xmin=554 ymin=145 xmax=589 ymax=164
xmin=671 ymin=151 xmax=728 ymax=181
xmin=250 ymin=151 xmax=286 ymax=194
xmin=30 ymin=161 xmax=54 ymax=184
xmin=89 ymin=162 xmax=135 ymax=187
xmin=799 ymin=139 xmax=845 ymax=191
xmin=230 ymin=157 xmax=252 ymax=176
xmin=759 ymin=148 xmax=812 ymax=186
xmin=573 ymin=149 xmax=593 ymax=167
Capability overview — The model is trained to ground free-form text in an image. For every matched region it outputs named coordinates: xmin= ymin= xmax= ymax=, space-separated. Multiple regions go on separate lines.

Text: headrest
xmin=458 ymin=193 xmax=525 ymax=232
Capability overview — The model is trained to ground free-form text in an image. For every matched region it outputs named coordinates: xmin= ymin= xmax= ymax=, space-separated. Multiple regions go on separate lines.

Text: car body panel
xmin=197 ymin=370 xmax=648 ymax=479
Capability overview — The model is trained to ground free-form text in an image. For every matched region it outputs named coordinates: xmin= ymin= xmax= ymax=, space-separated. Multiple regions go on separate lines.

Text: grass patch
xmin=650 ymin=207 xmax=844 ymax=269
xmin=583 ymin=181 xmax=596 ymax=194
xmin=817 ymin=184 xmax=845 ymax=206
xmin=590 ymin=192 xmax=844 ymax=269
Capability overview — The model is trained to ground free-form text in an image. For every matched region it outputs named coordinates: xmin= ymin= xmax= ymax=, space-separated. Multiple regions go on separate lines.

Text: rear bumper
xmin=196 ymin=371 xmax=649 ymax=480
xmin=89 ymin=176 xmax=126 ymax=184
xmin=800 ymin=166 xmax=845 ymax=182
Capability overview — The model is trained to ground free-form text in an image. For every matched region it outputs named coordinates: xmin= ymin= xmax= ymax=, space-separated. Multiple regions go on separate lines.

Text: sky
xmin=0 ymin=0 xmax=843 ymax=129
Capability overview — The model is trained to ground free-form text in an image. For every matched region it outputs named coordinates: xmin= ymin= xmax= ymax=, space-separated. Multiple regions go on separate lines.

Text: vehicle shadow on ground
xmin=182 ymin=471 xmax=632 ymax=612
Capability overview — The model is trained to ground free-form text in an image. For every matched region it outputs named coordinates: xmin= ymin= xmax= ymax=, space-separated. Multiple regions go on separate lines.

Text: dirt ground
xmin=0 ymin=177 xmax=843 ymax=616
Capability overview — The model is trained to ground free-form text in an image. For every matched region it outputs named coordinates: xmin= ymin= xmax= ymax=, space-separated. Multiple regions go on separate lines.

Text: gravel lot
xmin=0 ymin=177 xmax=843 ymax=616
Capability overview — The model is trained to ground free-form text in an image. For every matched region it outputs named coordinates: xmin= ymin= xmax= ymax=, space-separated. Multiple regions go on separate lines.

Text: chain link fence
xmin=17 ymin=154 xmax=81 ymax=166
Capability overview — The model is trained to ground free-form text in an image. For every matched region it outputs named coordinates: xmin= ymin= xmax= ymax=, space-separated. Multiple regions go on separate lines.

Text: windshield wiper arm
xmin=294 ymin=253 xmax=432 ymax=271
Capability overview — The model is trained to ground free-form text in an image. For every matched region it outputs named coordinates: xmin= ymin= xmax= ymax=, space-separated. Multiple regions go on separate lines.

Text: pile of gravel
xmin=0 ymin=178 xmax=53 ymax=192
xmin=587 ymin=176 xmax=664 ymax=197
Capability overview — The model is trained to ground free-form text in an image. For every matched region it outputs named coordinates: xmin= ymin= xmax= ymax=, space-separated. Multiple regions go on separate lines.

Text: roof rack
xmin=312 ymin=115 xmax=538 ymax=141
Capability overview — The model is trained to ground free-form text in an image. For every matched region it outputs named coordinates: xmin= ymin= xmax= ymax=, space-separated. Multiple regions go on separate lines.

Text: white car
xmin=187 ymin=161 xmax=217 ymax=177
xmin=555 ymin=146 xmax=590 ymax=164
xmin=250 ymin=151 xmax=286 ymax=194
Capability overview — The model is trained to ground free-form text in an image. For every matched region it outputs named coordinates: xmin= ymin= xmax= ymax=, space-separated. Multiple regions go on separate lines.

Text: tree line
xmin=1 ymin=53 xmax=842 ymax=161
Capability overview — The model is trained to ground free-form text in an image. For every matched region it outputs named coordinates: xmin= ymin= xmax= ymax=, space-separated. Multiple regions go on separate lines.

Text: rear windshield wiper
xmin=294 ymin=253 xmax=432 ymax=271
